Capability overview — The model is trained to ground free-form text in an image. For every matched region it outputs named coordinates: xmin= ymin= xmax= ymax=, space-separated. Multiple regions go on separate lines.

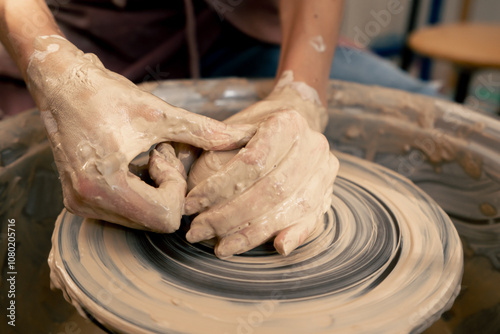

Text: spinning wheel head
xmin=49 ymin=152 xmax=462 ymax=334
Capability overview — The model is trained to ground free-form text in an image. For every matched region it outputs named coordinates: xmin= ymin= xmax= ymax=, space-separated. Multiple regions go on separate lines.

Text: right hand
xmin=27 ymin=35 xmax=255 ymax=233
xmin=184 ymin=74 xmax=339 ymax=258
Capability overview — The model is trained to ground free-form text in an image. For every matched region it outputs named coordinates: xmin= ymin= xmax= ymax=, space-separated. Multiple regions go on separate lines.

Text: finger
xmin=122 ymin=170 xmax=186 ymax=232
xmin=214 ymin=194 xmax=325 ymax=258
xmin=213 ymin=200 xmax=316 ymax=258
xmin=186 ymin=220 xmax=216 ymax=244
xmin=147 ymin=143 xmax=187 ymax=223
xmin=273 ymin=212 xmax=323 ymax=256
xmin=201 ymin=158 xmax=336 ymax=255
xmin=150 ymin=142 xmax=187 ymax=179
xmin=143 ymin=99 xmax=257 ymax=151
xmin=215 ymin=222 xmax=276 ymax=258
xmin=185 ymin=110 xmax=305 ymax=215
xmin=215 ymin=211 xmax=322 ymax=258
xmin=186 ymin=130 xmax=329 ymax=237
xmin=106 ymin=143 xmax=187 ymax=232
xmin=67 ymin=167 xmax=185 ymax=233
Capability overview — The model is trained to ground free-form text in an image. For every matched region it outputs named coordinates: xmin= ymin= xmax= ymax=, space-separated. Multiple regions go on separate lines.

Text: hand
xmin=27 ymin=35 xmax=254 ymax=232
xmin=185 ymin=72 xmax=339 ymax=257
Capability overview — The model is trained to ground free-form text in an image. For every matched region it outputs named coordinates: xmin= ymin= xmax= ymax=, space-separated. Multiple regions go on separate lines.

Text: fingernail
xmin=276 ymin=235 xmax=301 ymax=256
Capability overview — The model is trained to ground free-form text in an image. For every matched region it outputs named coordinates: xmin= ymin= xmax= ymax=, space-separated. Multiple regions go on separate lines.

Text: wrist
xmin=26 ymin=35 xmax=85 ymax=108
xmin=268 ymin=70 xmax=328 ymax=132
xmin=0 ymin=0 xmax=64 ymax=80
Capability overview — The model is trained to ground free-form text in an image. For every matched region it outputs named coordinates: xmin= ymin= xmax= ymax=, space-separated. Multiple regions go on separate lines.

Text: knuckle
xmin=68 ymin=174 xmax=104 ymax=207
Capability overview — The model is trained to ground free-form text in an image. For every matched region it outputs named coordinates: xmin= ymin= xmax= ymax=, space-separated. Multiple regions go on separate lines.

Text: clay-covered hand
xmin=27 ymin=35 xmax=254 ymax=233
xmin=185 ymin=71 xmax=340 ymax=258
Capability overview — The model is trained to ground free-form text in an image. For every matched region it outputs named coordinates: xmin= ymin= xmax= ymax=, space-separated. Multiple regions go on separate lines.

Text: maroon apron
xmin=47 ymin=0 xmax=223 ymax=81
xmin=0 ymin=0 xmax=280 ymax=117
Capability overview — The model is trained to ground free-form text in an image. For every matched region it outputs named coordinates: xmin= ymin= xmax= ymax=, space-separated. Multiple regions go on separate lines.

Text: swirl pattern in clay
xmin=49 ymin=152 xmax=462 ymax=334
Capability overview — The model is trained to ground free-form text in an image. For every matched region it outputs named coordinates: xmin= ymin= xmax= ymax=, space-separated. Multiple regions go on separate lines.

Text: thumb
xmin=148 ymin=101 xmax=257 ymax=151
xmin=145 ymin=142 xmax=187 ymax=227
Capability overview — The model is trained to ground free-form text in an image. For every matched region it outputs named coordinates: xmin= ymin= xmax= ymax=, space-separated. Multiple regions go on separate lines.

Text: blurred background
xmin=341 ymin=0 xmax=500 ymax=115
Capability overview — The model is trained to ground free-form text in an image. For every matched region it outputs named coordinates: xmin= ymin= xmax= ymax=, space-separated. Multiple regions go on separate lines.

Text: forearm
xmin=0 ymin=0 xmax=62 ymax=80
xmin=277 ymin=0 xmax=343 ymax=106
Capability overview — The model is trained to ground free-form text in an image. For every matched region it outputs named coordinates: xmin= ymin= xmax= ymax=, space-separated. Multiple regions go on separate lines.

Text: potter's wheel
xmin=49 ymin=152 xmax=462 ymax=334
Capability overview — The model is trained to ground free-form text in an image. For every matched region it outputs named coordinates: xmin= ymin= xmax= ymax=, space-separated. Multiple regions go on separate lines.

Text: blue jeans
xmin=201 ymin=43 xmax=440 ymax=97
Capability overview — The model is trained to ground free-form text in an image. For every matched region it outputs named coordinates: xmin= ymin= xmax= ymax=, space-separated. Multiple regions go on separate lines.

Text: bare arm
xmin=0 ymin=0 xmax=63 ymax=80
xmin=278 ymin=0 xmax=343 ymax=107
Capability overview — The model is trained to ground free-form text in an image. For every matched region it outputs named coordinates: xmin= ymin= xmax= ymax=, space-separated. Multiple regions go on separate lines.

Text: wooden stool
xmin=409 ymin=23 xmax=500 ymax=103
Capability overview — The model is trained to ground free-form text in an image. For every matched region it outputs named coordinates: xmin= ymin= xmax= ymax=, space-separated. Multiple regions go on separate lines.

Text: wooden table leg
xmin=455 ymin=67 xmax=473 ymax=103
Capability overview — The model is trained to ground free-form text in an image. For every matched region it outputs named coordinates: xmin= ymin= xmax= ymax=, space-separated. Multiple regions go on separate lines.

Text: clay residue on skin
xmin=309 ymin=35 xmax=326 ymax=53
xmin=48 ymin=152 xmax=463 ymax=334
xmin=274 ymin=70 xmax=322 ymax=107
xmin=32 ymin=43 xmax=60 ymax=62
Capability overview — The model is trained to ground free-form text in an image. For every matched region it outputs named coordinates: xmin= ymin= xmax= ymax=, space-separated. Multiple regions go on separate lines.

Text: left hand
xmin=26 ymin=35 xmax=254 ymax=233
xmin=184 ymin=74 xmax=339 ymax=258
